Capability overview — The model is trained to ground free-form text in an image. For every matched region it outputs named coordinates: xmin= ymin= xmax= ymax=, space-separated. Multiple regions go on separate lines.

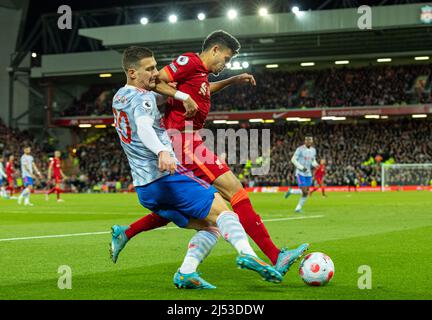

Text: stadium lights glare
xmin=95 ymin=125 xmax=107 ymax=129
xmin=226 ymin=120 xmax=239 ymax=124
xmin=140 ymin=17 xmax=148 ymax=25
xmin=241 ymin=61 xmax=249 ymax=68
xmin=335 ymin=60 xmax=350 ymax=65
xmin=364 ymin=115 xmax=380 ymax=119
xmin=377 ymin=58 xmax=392 ymax=63
xmin=226 ymin=62 xmax=232 ymax=69
xmin=227 ymin=9 xmax=238 ymax=19
xmin=168 ymin=14 xmax=178 ymax=23
xmin=266 ymin=64 xmax=279 ymax=69
xmin=231 ymin=61 xmax=242 ymax=70
xmin=31 ymin=52 xmax=37 ymax=58
xmin=259 ymin=7 xmax=268 ymax=16
xmin=249 ymin=118 xmax=264 ymax=123
xmin=321 ymin=116 xmax=346 ymax=121
xmin=111 ymin=123 xmax=115 ymax=127
xmin=99 ymin=73 xmax=112 ymax=78
xmin=197 ymin=12 xmax=206 ymax=20
xmin=264 ymin=119 xmax=275 ymax=123
xmin=292 ymin=6 xmax=300 ymax=14
xmin=297 ymin=118 xmax=311 ymax=122
xmin=414 ymin=56 xmax=430 ymax=61
xmin=412 ymin=114 xmax=427 ymax=118
xmin=301 ymin=62 xmax=315 ymax=67
xmin=286 ymin=117 xmax=301 ymax=121
xmin=213 ymin=120 xmax=227 ymax=124
xmin=380 ymin=115 xmax=389 ymax=119
xmin=78 ymin=124 xmax=92 ymax=128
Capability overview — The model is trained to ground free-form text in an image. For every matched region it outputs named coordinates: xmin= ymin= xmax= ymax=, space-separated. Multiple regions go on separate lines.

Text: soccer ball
xmin=299 ymin=252 xmax=334 ymax=286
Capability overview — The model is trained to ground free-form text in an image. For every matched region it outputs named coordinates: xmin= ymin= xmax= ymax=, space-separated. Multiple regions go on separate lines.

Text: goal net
xmin=381 ymin=163 xmax=432 ymax=191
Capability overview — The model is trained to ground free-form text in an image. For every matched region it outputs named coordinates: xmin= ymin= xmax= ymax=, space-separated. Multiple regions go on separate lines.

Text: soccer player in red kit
xmin=46 ymin=151 xmax=67 ymax=202
xmin=111 ymin=30 xmax=309 ymax=276
xmin=309 ymin=159 xmax=327 ymax=197
xmin=6 ymin=155 xmax=16 ymax=197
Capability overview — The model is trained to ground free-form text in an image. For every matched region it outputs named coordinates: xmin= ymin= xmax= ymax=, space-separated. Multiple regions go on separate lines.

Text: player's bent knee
xmin=213 ymin=171 xmax=243 ymax=200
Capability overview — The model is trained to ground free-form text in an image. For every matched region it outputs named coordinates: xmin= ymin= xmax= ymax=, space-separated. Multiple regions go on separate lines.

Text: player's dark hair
xmin=202 ymin=30 xmax=240 ymax=54
xmin=305 ymin=134 xmax=313 ymax=138
xmin=122 ymin=46 xmax=154 ymax=73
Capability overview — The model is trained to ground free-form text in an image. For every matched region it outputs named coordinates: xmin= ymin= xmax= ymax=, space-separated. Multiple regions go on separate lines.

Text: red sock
xmin=56 ymin=187 xmax=61 ymax=200
xmin=230 ymin=189 xmax=280 ymax=265
xmin=321 ymin=187 xmax=326 ymax=196
xmin=125 ymin=212 xmax=170 ymax=239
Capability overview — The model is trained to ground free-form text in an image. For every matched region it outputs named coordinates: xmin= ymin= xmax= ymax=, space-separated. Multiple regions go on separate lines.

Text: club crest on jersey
xmin=143 ymin=100 xmax=152 ymax=112
xmin=177 ymin=56 xmax=189 ymax=66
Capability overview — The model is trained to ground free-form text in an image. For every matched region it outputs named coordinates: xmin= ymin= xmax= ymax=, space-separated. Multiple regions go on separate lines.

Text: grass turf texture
xmin=0 ymin=191 xmax=431 ymax=300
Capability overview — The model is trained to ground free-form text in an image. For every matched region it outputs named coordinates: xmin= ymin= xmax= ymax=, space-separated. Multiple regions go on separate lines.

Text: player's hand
xmin=233 ymin=73 xmax=256 ymax=86
xmin=168 ymin=82 xmax=177 ymax=88
xmin=183 ymin=97 xmax=198 ymax=118
xmin=158 ymin=151 xmax=177 ymax=175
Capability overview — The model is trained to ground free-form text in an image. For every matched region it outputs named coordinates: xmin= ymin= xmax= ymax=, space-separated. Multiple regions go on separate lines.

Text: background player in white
xmin=18 ymin=147 xmax=43 ymax=206
xmin=110 ymin=46 xmax=282 ymax=288
xmin=284 ymin=135 xmax=319 ymax=213
xmin=0 ymin=155 xmax=8 ymax=199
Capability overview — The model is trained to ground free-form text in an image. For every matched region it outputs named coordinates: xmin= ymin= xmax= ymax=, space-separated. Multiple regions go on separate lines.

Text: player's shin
xmin=230 ymin=189 xmax=280 ymax=265
xmin=179 ymin=227 xmax=219 ymax=274
xmin=124 ymin=212 xmax=170 ymax=239
xmin=216 ymin=211 xmax=257 ymax=257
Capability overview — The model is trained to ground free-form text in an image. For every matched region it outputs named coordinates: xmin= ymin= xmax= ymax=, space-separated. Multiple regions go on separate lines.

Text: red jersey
xmin=315 ymin=164 xmax=326 ymax=179
xmin=50 ymin=158 xmax=62 ymax=177
xmin=163 ymin=52 xmax=210 ymax=131
xmin=6 ymin=161 xmax=14 ymax=178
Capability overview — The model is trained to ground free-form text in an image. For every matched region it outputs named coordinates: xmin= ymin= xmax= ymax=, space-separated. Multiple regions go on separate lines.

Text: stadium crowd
xmin=2 ymin=116 xmax=431 ymax=192
xmin=59 ymin=64 xmax=432 ymax=116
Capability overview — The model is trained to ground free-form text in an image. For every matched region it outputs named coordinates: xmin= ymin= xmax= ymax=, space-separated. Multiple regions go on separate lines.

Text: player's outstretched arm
xmin=154 ymin=73 xmax=198 ymax=117
xmin=210 ymin=73 xmax=256 ymax=95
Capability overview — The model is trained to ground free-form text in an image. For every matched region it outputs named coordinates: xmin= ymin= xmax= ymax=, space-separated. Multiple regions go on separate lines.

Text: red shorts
xmin=315 ymin=177 xmax=324 ymax=185
xmin=7 ymin=177 xmax=13 ymax=186
xmin=53 ymin=176 xmax=62 ymax=184
xmin=171 ymin=132 xmax=230 ymax=184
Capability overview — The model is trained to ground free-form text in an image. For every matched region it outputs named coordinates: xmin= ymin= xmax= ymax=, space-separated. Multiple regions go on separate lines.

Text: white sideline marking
xmin=0 ymin=215 xmax=324 ymax=242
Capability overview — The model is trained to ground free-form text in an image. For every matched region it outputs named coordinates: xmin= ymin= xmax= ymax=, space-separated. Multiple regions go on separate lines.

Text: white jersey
xmin=21 ymin=154 xmax=34 ymax=178
xmin=112 ymin=85 xmax=175 ymax=186
xmin=0 ymin=162 xmax=6 ymax=179
xmin=293 ymin=145 xmax=317 ymax=177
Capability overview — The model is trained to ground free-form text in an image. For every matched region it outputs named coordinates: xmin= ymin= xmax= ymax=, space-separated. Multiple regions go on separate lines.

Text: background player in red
xmin=6 ymin=155 xmax=16 ymax=198
xmin=309 ymin=159 xmax=327 ymax=197
xmin=46 ymin=151 xmax=67 ymax=202
xmin=111 ymin=31 xmax=309 ymax=276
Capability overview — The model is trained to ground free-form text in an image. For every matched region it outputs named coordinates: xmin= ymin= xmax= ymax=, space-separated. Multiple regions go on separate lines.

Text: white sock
xmin=296 ymin=196 xmax=308 ymax=210
xmin=179 ymin=228 xmax=219 ymax=274
xmin=216 ymin=212 xmax=257 ymax=257
xmin=291 ymin=189 xmax=303 ymax=195
xmin=179 ymin=256 xmax=200 ymax=274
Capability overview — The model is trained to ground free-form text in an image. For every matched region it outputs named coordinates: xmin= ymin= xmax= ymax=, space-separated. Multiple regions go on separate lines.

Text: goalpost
xmin=381 ymin=163 xmax=432 ymax=191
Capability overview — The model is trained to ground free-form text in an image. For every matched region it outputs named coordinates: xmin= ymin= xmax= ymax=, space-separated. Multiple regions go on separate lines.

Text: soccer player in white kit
xmin=18 ymin=147 xmax=43 ymax=206
xmin=284 ymin=135 xmax=319 ymax=213
xmin=0 ymin=155 xmax=8 ymax=199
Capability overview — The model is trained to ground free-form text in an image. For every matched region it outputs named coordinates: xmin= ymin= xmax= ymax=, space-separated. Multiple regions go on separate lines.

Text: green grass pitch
xmin=0 ymin=191 xmax=431 ymax=300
